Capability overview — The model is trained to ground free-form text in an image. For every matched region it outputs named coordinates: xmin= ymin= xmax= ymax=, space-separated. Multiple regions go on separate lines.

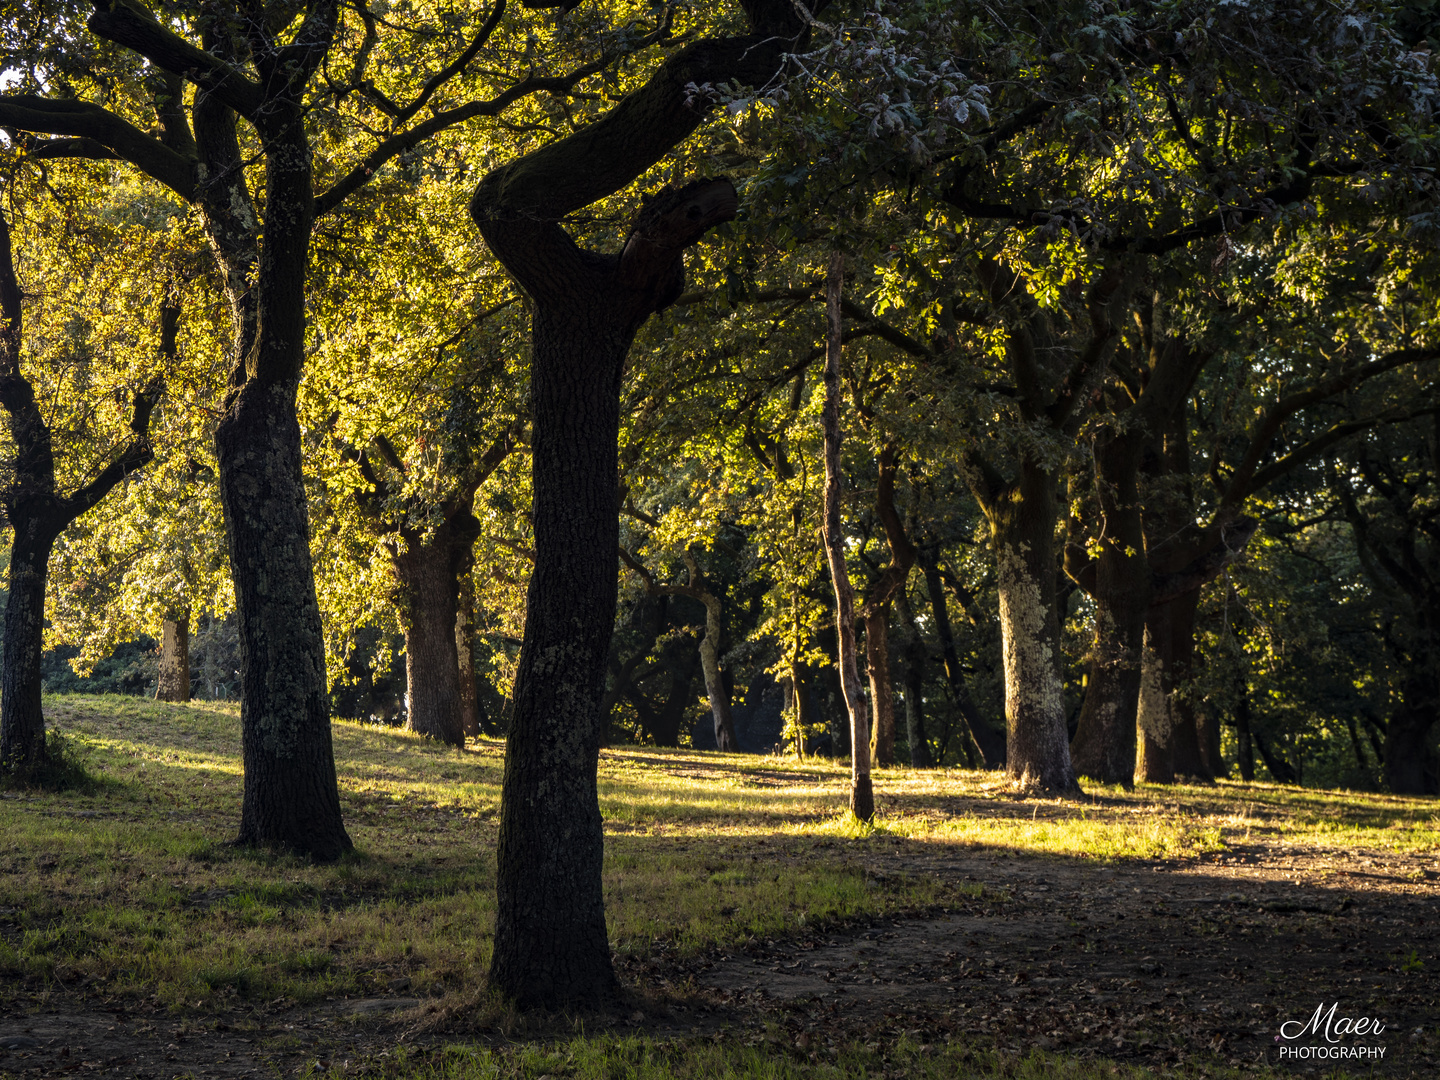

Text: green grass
xmin=1 ymin=692 xmax=1435 ymax=1021
xmin=300 ymin=1034 xmax=1358 ymax=1080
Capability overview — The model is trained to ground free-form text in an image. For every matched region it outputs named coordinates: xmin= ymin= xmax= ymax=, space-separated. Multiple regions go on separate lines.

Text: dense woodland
xmin=0 ymin=0 xmax=1436 ymax=1010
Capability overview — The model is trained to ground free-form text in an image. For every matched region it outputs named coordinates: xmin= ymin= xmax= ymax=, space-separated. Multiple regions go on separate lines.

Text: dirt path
xmin=671 ymin=842 xmax=1439 ymax=1076
xmin=1 ymin=840 xmax=1435 ymax=1078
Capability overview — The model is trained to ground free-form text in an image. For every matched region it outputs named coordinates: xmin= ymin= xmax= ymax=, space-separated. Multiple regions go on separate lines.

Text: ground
xmin=0 ymin=695 xmax=1435 ymax=1079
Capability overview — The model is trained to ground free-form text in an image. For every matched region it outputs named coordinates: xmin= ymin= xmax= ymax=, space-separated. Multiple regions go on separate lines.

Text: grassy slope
xmin=1 ymin=694 xmax=1434 ymax=1077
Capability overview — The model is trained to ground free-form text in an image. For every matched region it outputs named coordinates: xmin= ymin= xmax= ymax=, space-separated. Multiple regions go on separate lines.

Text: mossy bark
xmin=988 ymin=464 xmax=1080 ymax=795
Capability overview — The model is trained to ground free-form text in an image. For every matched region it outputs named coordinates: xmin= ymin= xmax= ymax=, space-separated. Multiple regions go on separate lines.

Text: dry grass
xmin=1 ymin=693 xmax=1435 ymax=1020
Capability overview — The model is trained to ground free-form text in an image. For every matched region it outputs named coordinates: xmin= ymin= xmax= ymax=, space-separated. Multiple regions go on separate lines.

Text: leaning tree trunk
xmin=155 ymin=615 xmax=192 ymax=702
xmin=989 ymin=463 xmax=1080 ymax=794
xmin=1069 ymin=431 xmax=1147 ymax=785
xmin=918 ymin=551 xmax=1004 ymax=767
xmin=0 ymin=526 xmax=59 ymax=772
xmin=821 ymin=252 xmax=874 ymax=821
xmin=864 ymin=607 xmax=897 ymax=767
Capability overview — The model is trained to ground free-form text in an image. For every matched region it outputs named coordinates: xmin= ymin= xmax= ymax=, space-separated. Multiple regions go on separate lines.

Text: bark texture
xmin=156 ymin=616 xmax=191 ymax=702
xmin=821 ymin=252 xmax=873 ymax=821
xmin=989 ymin=465 xmax=1080 ymax=794
xmin=218 ymin=380 xmax=350 ymax=860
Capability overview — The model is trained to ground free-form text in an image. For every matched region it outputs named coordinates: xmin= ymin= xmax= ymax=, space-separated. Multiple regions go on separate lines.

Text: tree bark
xmin=1385 ymin=673 xmax=1439 ymax=794
xmin=1068 ymin=430 xmax=1147 ymax=785
xmin=467 ymin=0 xmax=820 ymax=1006
xmin=988 ymin=463 xmax=1081 ymax=794
xmin=1134 ymin=590 xmax=1209 ymax=782
xmin=1 ymin=532 xmax=58 ymax=772
xmin=156 ymin=616 xmax=191 ymax=702
xmin=821 ymin=251 xmax=873 ymax=821
xmin=394 ymin=524 xmax=469 ymax=746
xmin=218 ymin=381 xmax=350 ymax=860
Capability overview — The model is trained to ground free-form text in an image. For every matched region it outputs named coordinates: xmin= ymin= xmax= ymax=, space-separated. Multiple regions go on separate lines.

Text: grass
xmin=306 ymin=1034 xmax=1307 ymax=1080
xmin=0 ymin=693 xmax=1434 ymax=1079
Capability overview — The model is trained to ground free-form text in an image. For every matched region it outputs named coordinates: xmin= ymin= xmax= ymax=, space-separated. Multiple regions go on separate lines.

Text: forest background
xmin=1 ymin=0 xmax=1434 ymax=799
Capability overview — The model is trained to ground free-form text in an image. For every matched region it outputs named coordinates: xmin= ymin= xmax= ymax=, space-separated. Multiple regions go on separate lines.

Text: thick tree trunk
xmin=217 ymin=381 xmax=351 ymax=862
xmin=918 ymin=552 xmax=1003 ymax=766
xmin=1134 ymin=590 xmax=1209 ymax=782
xmin=395 ymin=534 xmax=466 ymax=747
xmin=456 ymin=570 xmax=481 ymax=739
xmin=864 ymin=607 xmax=896 ymax=767
xmin=1385 ymin=673 xmax=1438 ymax=794
xmin=486 ymin=301 xmax=627 ymax=1008
xmin=1069 ymin=432 xmax=1146 ymax=785
xmin=0 ymin=532 xmax=57 ymax=772
xmin=155 ymin=616 xmax=191 ymax=702
xmin=821 ymin=253 xmax=873 ymax=821
xmin=989 ymin=464 xmax=1080 ymax=794
xmin=391 ymin=513 xmax=479 ymax=748
xmin=698 ymin=591 xmax=739 ymax=752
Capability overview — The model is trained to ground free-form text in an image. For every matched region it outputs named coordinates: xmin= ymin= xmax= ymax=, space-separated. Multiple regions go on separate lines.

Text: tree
xmin=0 ymin=205 xmax=164 ymax=775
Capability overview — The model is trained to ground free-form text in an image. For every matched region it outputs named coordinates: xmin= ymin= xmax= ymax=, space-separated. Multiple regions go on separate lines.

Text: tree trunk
xmin=864 ymin=607 xmax=896 ymax=767
xmin=821 ymin=252 xmax=873 ymax=821
xmin=0 ymin=531 xmax=57 ymax=772
xmin=1253 ymin=729 xmax=1299 ymax=784
xmin=698 ymin=591 xmax=739 ymax=752
xmin=1134 ymin=590 xmax=1209 ymax=782
xmin=1385 ymin=673 xmax=1438 ymax=794
xmin=394 ymin=527 xmax=467 ymax=747
xmin=485 ymin=297 xmax=627 ymax=1008
xmin=1068 ymin=431 xmax=1146 ymax=785
xmin=789 ymin=659 xmax=815 ymax=756
xmin=456 ymin=570 xmax=481 ymax=739
xmin=988 ymin=463 xmax=1080 ymax=794
xmin=217 ymin=381 xmax=351 ymax=862
xmin=155 ymin=616 xmax=191 ymax=702
xmin=1234 ymin=661 xmax=1255 ymax=781
xmin=918 ymin=551 xmax=1003 ymax=767
xmin=1135 ymin=622 xmax=1174 ymax=783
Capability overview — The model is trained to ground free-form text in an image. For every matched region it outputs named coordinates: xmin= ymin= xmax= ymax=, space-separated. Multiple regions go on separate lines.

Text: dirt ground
xmin=1 ymin=837 xmax=1436 ymax=1079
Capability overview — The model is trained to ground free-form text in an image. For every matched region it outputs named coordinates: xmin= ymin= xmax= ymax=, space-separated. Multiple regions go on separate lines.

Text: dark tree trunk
xmin=1069 ymin=430 xmax=1147 ymax=785
xmin=918 ymin=550 xmax=1003 ymax=767
xmin=697 ymin=588 xmax=739 ymax=752
xmin=864 ymin=607 xmax=896 ymax=767
xmin=392 ymin=513 xmax=480 ymax=747
xmin=902 ymin=648 xmax=931 ymax=768
xmin=1135 ymin=590 xmax=1209 ymax=782
xmin=1253 ymin=729 xmax=1299 ymax=784
xmin=456 ymin=569 xmax=481 ymax=739
xmin=218 ymin=381 xmax=351 ymax=861
xmin=467 ymin=0 xmax=817 ymax=1005
xmin=487 ymin=298 xmax=626 ymax=1008
xmin=1236 ymin=692 xmax=1255 ymax=782
xmin=1385 ymin=674 xmax=1438 ymax=794
xmin=0 ymin=531 xmax=58 ymax=772
xmin=987 ymin=462 xmax=1080 ymax=794
xmin=156 ymin=616 xmax=191 ymax=702
xmin=628 ymin=650 xmax=697 ymax=747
